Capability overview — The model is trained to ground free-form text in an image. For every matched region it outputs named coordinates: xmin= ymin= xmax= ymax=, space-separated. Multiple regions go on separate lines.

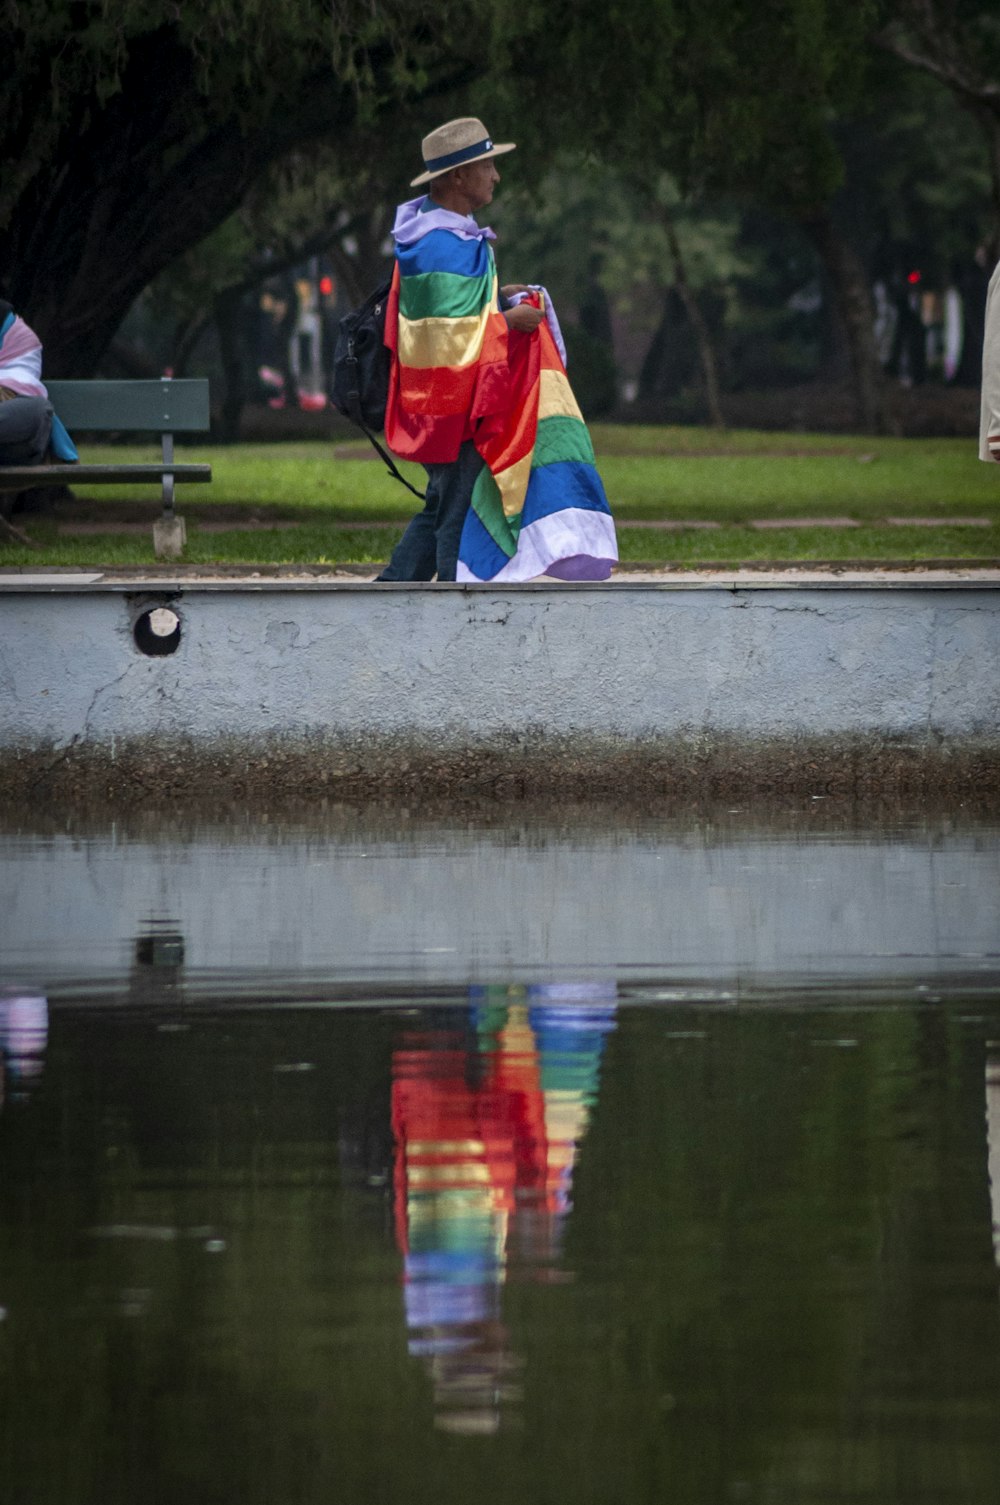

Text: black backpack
xmin=332 ymin=279 xmax=424 ymax=500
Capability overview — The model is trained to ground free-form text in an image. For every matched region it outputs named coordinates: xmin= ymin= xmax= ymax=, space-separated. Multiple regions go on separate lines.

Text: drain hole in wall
xmin=134 ymin=607 xmax=181 ymax=656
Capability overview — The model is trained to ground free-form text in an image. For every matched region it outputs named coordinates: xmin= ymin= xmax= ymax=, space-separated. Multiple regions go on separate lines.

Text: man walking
xmin=376 ymin=118 xmax=543 ymax=582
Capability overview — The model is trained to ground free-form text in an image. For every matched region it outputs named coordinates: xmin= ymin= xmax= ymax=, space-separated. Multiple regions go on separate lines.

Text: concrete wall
xmin=1 ymin=581 xmax=998 ymax=794
xmin=2 ymin=814 xmax=997 ymax=996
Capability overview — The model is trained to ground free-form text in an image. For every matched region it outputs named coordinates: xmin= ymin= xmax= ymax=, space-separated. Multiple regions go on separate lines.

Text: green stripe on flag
xmin=399 ymin=269 xmax=494 ymax=320
xmin=532 ymin=413 xmax=595 ymax=467
xmin=471 ymin=467 xmax=520 ymax=556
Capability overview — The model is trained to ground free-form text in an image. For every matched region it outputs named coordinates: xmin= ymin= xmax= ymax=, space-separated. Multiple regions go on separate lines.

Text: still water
xmin=1 ymin=801 xmax=1000 ymax=1503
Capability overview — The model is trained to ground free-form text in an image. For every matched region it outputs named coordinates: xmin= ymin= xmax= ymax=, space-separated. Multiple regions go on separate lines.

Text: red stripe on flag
xmin=475 ymin=324 xmax=541 ymax=479
xmin=384 ymin=263 xmax=512 ymax=464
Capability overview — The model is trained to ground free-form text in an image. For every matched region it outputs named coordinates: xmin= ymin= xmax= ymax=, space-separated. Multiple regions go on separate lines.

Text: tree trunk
xmin=172 ymin=313 xmax=212 ymax=379
xmin=662 ymin=213 xmax=726 ymax=428
xmin=106 ymin=339 xmax=163 ymax=380
xmin=638 ymin=292 xmax=673 ymax=405
xmin=578 ymin=255 xmax=615 ymax=347
xmin=214 ymin=289 xmax=248 ymax=443
xmin=799 ymin=209 xmax=888 ymax=434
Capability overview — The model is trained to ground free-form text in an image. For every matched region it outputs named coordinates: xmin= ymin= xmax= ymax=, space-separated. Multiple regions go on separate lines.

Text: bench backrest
xmin=45 ymin=379 xmax=210 ymax=433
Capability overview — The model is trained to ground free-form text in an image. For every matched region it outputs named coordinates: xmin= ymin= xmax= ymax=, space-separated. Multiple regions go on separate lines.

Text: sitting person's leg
xmin=0 ymin=395 xmax=52 ymax=465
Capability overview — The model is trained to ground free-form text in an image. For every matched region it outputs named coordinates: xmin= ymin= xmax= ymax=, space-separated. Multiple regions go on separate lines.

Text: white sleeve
xmin=979 ymin=262 xmax=1000 ymax=461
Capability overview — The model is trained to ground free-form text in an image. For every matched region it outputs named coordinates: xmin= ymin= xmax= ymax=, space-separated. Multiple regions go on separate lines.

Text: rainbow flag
xmin=383 ymin=197 xmax=617 ymax=580
xmin=457 ymin=294 xmax=618 ymax=582
xmin=383 ymin=214 xmax=510 ymax=466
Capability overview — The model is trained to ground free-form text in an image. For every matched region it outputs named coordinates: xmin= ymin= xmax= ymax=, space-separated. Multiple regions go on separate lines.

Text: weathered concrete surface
xmin=1 ymin=579 xmax=999 ymax=797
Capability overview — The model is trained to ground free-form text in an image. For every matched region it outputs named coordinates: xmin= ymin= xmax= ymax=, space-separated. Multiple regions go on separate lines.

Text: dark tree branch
xmin=2 ymin=22 xmax=479 ymax=376
xmin=874 ymin=24 xmax=1000 ymax=108
xmin=873 ymin=3 xmax=1000 ymax=253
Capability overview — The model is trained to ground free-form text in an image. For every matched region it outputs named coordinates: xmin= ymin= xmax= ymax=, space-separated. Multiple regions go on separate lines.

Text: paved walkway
xmin=55 ymin=515 xmax=996 ymax=536
xmin=4 ymin=565 xmax=1000 ymax=589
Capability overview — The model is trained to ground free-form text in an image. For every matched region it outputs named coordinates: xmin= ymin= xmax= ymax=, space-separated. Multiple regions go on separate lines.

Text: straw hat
xmin=411 ymin=117 xmax=516 ymax=187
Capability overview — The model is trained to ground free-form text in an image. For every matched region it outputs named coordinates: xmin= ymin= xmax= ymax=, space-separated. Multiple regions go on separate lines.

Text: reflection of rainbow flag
xmin=384 ymin=232 xmax=510 ymax=465
xmin=392 ymin=991 xmax=617 ymax=1283
xmin=457 ymin=298 xmax=618 ymax=583
xmin=391 ymin=993 xmax=617 ymax=1430
xmin=528 ymin=986 xmax=617 ymax=1216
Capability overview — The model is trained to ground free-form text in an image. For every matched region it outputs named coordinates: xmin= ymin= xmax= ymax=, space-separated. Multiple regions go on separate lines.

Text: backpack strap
xmin=341 ymin=340 xmax=425 ymax=501
xmin=354 ymin=417 xmax=427 ymax=501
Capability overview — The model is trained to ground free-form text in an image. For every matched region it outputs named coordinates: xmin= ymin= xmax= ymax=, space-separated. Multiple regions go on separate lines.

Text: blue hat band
xmin=424 ymin=138 xmax=493 ymax=174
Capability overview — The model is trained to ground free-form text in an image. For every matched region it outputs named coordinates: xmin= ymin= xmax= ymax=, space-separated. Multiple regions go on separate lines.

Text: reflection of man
xmin=376 ymin=117 xmax=544 ymax=583
xmin=391 ymin=1016 xmax=514 ymax=1435
xmin=390 ymin=987 xmax=616 ymax=1432
xmin=980 ymin=258 xmax=1000 ymax=464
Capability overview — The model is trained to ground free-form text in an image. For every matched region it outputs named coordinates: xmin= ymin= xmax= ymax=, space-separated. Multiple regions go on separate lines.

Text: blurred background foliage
xmin=3 ymin=0 xmax=1000 ymax=435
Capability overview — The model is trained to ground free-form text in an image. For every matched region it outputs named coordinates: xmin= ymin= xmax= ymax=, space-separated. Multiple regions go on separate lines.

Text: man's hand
xmin=989 ymin=433 xmax=1000 ymax=462
xmin=505 ymin=303 xmax=545 ymax=332
xmin=501 ymin=283 xmax=531 ymax=300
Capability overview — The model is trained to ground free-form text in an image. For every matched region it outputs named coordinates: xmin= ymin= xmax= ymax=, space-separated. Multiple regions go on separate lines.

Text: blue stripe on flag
xmin=397 ymin=231 xmax=493 ymax=281
xmin=520 ymin=459 xmax=612 ymax=526
xmin=458 ymin=503 xmax=511 ymax=580
xmin=459 ymin=459 xmax=612 ymax=580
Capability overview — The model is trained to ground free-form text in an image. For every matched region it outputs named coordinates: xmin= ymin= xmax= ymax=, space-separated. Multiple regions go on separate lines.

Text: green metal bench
xmin=0 ymin=378 xmax=211 ymax=549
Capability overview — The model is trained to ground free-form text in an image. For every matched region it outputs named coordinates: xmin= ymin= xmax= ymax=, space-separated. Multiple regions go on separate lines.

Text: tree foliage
xmin=876 ymin=0 xmax=1000 ymax=253
xmin=5 ymin=0 xmax=999 ymax=434
xmin=0 ymin=0 xmax=493 ymax=373
xmin=491 ymin=0 xmax=891 ymax=427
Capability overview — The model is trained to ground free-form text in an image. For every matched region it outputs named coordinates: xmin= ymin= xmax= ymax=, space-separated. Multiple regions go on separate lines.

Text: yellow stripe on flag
xmin=407 ymin=1139 xmax=486 ymax=1156
xmin=397 ymin=276 xmax=499 ymax=370
xmin=492 ymin=451 xmax=534 ymax=520
xmin=409 ymin=1163 xmax=491 ymax=1185
xmin=539 ymin=367 xmax=584 ymax=422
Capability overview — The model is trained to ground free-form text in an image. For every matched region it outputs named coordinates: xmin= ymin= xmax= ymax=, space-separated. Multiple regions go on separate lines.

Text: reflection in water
xmin=3 ymin=803 xmax=998 ymax=994
xmin=392 ymin=984 xmax=617 ymax=1433
xmin=129 ymin=924 xmax=186 ymax=1009
xmin=0 ymin=989 xmax=48 ymax=1106
xmin=987 ymin=1052 xmax=1000 ymax=1266
xmin=1 ymin=799 xmax=1000 ymax=1500
xmin=0 ymin=995 xmax=999 ymax=1498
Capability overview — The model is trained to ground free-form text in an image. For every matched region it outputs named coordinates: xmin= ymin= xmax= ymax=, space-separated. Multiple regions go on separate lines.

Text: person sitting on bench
xmin=0 ymin=301 xmax=77 ymax=466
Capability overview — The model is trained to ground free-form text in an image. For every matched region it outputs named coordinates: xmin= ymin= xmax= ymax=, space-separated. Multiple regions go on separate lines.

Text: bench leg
xmin=155 ymin=432 xmax=186 ymax=558
xmin=160 ymin=433 xmax=176 ymax=520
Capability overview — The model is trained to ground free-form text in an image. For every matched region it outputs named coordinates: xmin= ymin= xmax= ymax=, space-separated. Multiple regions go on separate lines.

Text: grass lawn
xmin=2 ymin=427 xmax=998 ymax=568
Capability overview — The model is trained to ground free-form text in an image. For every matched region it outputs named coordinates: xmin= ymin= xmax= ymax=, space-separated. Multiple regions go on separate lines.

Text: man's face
xmin=457 ymin=158 xmax=500 ymax=209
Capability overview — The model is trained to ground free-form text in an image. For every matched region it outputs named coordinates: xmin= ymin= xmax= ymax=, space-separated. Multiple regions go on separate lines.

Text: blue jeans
xmin=376 ymin=440 xmax=484 ymax=582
